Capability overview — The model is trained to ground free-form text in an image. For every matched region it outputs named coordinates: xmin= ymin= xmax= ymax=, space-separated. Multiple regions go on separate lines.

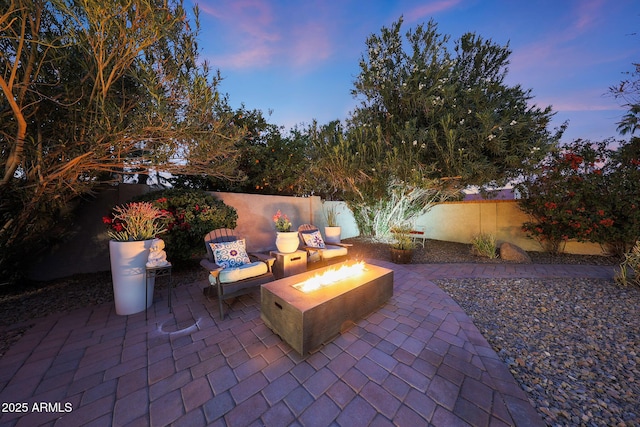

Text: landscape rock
xmin=437 ymin=277 xmax=640 ymax=427
xmin=500 ymin=242 xmax=532 ymax=263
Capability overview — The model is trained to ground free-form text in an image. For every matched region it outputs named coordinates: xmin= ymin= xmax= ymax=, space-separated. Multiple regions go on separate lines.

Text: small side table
xmin=269 ymin=250 xmax=307 ymax=279
xmin=145 ymin=264 xmax=172 ymax=320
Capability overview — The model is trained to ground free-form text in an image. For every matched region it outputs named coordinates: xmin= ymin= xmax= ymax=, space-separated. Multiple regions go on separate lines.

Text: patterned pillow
xmin=302 ymin=230 xmax=325 ymax=248
xmin=209 ymin=239 xmax=250 ymax=268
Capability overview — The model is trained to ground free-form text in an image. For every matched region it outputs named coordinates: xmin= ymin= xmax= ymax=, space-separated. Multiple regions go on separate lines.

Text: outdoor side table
xmin=145 ymin=263 xmax=172 ymax=319
xmin=269 ymin=250 xmax=307 ymax=279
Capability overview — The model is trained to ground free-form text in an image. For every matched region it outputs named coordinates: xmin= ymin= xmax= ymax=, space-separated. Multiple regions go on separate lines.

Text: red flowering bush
xmin=133 ymin=189 xmax=237 ymax=262
xmin=516 ymin=138 xmax=640 ymax=255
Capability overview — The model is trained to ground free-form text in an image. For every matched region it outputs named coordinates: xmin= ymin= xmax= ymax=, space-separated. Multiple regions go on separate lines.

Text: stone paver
xmin=0 ymin=261 xmax=610 ymax=426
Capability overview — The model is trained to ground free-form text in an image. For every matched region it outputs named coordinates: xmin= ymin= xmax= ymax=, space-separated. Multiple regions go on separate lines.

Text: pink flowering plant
xmin=273 ymin=210 xmax=292 ymax=232
xmin=103 ymin=202 xmax=167 ymax=242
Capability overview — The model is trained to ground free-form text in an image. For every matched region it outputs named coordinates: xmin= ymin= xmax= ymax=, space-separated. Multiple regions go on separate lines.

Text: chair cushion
xmin=301 ymin=230 xmax=325 ymax=248
xmin=210 ymin=239 xmax=250 ymax=268
xmin=307 ymin=245 xmax=348 ymax=262
xmin=210 ymin=261 xmax=268 ymax=284
xmin=322 ymin=245 xmax=348 ymax=259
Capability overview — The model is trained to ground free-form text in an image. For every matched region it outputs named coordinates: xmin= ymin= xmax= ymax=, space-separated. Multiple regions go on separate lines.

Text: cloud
xmin=289 ymin=21 xmax=334 ymax=68
xmin=198 ymin=0 xmax=278 ymax=41
xmin=198 ymin=0 xmax=334 ymax=70
xmin=404 ymin=0 xmax=462 ymax=22
xmin=536 ymin=87 xmax=624 ymax=113
xmin=574 ymin=0 xmax=606 ymax=31
xmin=210 ymin=46 xmax=277 ymax=69
xmin=552 ymin=101 xmax=624 ymax=112
xmin=197 ymin=0 xmax=281 ymax=68
xmin=509 ymin=0 xmax=607 ymax=73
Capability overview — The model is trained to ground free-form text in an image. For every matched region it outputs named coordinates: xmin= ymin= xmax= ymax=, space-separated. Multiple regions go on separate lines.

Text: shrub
xmin=516 ymin=138 xmax=640 ymax=255
xmin=324 ymin=204 xmax=339 ymax=227
xmin=471 ymin=233 xmax=498 ymax=259
xmin=134 ymin=189 xmax=237 ymax=262
xmin=389 ymin=224 xmax=416 ymax=250
xmin=355 ymin=179 xmax=457 ymax=240
xmin=615 ymin=241 xmax=640 ymax=287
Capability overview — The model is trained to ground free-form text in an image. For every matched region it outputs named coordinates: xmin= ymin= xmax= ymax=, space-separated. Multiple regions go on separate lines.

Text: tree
xmin=175 ymin=105 xmax=312 ymax=196
xmin=611 ymin=61 xmax=640 ymax=135
xmin=0 ymin=0 xmax=245 ymax=281
xmin=312 ymin=17 xmax=561 ymax=237
xmin=202 ymin=107 xmax=311 ymax=196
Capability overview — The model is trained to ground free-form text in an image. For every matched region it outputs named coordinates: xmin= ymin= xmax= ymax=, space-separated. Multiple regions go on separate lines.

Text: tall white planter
xmin=109 ymin=239 xmax=155 ymax=315
xmin=275 ymin=231 xmax=299 ymax=253
xmin=324 ymin=226 xmax=342 ymax=244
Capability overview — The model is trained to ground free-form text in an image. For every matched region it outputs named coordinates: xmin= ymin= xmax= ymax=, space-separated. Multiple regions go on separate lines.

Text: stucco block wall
xmin=209 ymin=193 xmax=360 ymax=253
xmin=29 ymin=185 xmax=606 ymax=281
xmin=210 ymin=192 xmax=316 ymax=253
xmin=28 ymin=184 xmax=152 ymax=281
xmin=223 ymin=194 xmax=604 ymax=256
xmin=416 ymin=200 xmax=605 ymax=255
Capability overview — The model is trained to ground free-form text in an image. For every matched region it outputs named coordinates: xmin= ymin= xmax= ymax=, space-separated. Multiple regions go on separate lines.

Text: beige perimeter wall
xmin=28 ymin=185 xmax=605 ymax=281
xmin=210 ymin=192 xmax=360 ymax=253
xmin=414 ymin=200 xmax=604 ymax=255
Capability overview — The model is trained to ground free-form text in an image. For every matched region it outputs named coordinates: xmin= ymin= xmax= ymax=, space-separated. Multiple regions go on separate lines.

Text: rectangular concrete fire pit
xmin=261 ymin=262 xmax=393 ymax=355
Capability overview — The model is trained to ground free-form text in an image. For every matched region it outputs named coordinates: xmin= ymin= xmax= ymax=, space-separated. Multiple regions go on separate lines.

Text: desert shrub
xmin=615 ymin=241 xmax=640 ymax=287
xmin=134 ymin=189 xmax=237 ymax=262
xmin=471 ymin=233 xmax=498 ymax=259
xmin=354 ymin=180 xmax=456 ymax=240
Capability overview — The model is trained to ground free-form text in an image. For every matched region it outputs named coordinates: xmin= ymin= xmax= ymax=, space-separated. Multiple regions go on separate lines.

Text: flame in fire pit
xmin=293 ymin=262 xmax=366 ymax=293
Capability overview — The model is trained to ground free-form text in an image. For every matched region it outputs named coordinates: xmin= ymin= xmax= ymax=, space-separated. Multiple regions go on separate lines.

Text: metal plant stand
xmin=145 ymin=264 xmax=172 ymax=320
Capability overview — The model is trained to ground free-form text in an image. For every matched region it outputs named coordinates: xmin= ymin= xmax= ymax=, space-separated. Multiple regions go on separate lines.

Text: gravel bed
xmin=436 ymin=277 xmax=640 ymax=427
xmin=344 ymin=237 xmax=620 ymax=266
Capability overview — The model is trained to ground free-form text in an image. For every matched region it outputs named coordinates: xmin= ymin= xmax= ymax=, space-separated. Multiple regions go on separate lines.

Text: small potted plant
xmin=273 ymin=210 xmax=298 ymax=253
xmin=324 ymin=204 xmax=341 ymax=244
xmin=389 ymin=224 xmax=415 ymax=264
xmin=103 ymin=202 xmax=167 ymax=315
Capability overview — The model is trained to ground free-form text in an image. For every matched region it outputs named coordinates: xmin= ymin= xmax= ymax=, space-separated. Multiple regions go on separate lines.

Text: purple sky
xmin=191 ymin=0 xmax=639 ymax=143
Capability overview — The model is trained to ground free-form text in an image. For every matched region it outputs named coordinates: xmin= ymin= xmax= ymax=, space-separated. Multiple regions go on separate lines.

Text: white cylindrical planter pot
xmin=324 ymin=226 xmax=342 ymax=244
xmin=275 ymin=231 xmax=299 ymax=253
xmin=109 ymin=239 xmax=155 ymax=315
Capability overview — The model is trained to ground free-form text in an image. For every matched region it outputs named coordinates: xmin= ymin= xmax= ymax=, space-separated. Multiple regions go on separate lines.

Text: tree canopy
xmin=197 ymin=106 xmax=313 ymax=196
xmin=311 ymin=18 xmax=563 ymax=236
xmin=611 ymin=61 xmax=640 ymax=136
xmin=0 ymin=0 xmax=245 ymax=280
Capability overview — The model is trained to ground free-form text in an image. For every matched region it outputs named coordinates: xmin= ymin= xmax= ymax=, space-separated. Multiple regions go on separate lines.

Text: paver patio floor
xmin=0 ymin=261 xmax=615 ymax=426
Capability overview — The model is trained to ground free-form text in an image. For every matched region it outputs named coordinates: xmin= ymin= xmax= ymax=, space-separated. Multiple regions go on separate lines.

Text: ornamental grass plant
xmin=103 ymin=202 xmax=167 ymax=242
xmin=471 ymin=233 xmax=498 ymax=259
xmin=324 ymin=205 xmax=340 ymax=227
xmin=615 ymin=241 xmax=640 ymax=287
xmin=389 ymin=225 xmax=416 ymax=250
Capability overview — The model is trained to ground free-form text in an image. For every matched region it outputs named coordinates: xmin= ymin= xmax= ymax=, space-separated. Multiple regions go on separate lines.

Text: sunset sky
xmin=190 ymin=0 xmax=639 ymax=143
